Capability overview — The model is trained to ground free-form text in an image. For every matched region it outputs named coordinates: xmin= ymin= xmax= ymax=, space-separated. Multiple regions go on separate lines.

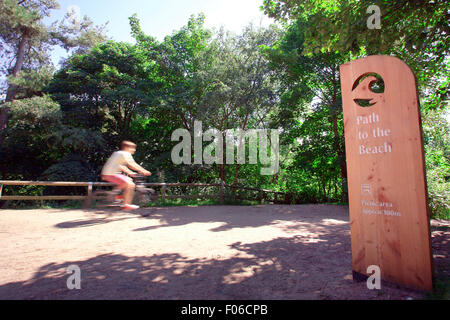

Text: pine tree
xmin=0 ymin=0 xmax=108 ymax=132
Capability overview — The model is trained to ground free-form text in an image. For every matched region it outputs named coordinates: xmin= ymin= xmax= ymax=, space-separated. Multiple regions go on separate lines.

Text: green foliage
xmin=422 ymin=108 xmax=450 ymax=219
xmin=49 ymin=127 xmax=104 ymax=152
xmin=262 ymin=0 xmax=449 ymax=57
xmin=263 ymin=17 xmax=348 ymax=202
xmin=0 ymin=0 xmax=107 ymax=95
xmin=47 ymin=41 xmax=160 ymax=139
xmin=0 ymin=94 xmax=106 ymax=182
xmin=261 ymin=0 xmax=450 ymax=110
xmin=0 ymin=95 xmax=62 ymax=178
xmin=130 ymin=14 xmax=282 ymax=183
xmin=3 ymin=94 xmax=61 ymax=128
xmin=284 ymin=110 xmax=344 ymax=202
xmin=0 ymin=7 xmax=448 ymax=219
xmin=6 ymin=66 xmax=55 ymax=99
xmin=261 ymin=1 xmax=449 ymax=214
xmin=41 ymin=153 xmax=98 ymax=182
xmin=128 ymin=116 xmax=179 ymax=182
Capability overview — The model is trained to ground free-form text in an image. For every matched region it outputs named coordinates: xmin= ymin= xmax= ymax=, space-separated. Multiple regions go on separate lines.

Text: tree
xmin=196 ymin=24 xmax=282 ymax=183
xmin=0 ymin=95 xmax=62 ymax=179
xmin=131 ymin=14 xmax=282 ymax=183
xmin=0 ymin=93 xmax=106 ymax=181
xmin=261 ymin=0 xmax=449 ymax=56
xmin=261 ymin=0 xmax=449 ymax=107
xmin=290 ymin=109 xmax=342 ymax=201
xmin=264 ymin=17 xmax=349 ymax=200
xmin=130 ymin=13 xmax=214 ymax=132
xmin=262 ymin=0 xmax=449 ymax=208
xmin=0 ymin=0 xmax=108 ymax=132
xmin=422 ymin=108 xmax=450 ymax=219
xmin=47 ymin=41 xmax=161 ymax=140
xmin=40 ymin=126 xmax=106 ymax=182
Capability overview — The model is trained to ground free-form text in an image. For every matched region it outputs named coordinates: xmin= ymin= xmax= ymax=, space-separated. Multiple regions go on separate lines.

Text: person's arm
xmin=125 ymin=155 xmax=151 ymax=176
xmin=119 ymin=164 xmax=137 ymax=177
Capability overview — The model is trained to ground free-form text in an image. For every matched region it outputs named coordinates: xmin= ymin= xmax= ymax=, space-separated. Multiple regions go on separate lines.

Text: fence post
xmin=87 ymin=182 xmax=93 ymax=199
xmin=220 ymin=181 xmax=224 ymax=205
xmin=161 ymin=183 xmax=166 ymax=204
xmin=259 ymin=190 xmax=263 ymax=204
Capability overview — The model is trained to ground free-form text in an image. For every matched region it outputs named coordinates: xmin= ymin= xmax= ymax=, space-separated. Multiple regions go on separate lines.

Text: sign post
xmin=340 ymin=55 xmax=433 ymax=291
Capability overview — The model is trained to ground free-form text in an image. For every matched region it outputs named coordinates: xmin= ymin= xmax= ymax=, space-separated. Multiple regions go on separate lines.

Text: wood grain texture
xmin=340 ymin=55 xmax=433 ymax=291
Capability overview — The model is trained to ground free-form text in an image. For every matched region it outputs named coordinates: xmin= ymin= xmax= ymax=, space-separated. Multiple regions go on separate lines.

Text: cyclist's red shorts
xmin=101 ymin=174 xmax=131 ymax=187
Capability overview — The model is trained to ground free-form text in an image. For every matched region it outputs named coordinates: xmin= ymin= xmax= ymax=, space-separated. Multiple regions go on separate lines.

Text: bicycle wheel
xmin=95 ymin=191 xmax=117 ymax=208
xmin=136 ymin=191 xmax=150 ymax=206
xmin=135 ymin=185 xmax=155 ymax=206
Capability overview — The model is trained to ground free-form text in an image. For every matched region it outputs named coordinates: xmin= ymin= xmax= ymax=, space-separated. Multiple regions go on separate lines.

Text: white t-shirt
xmin=101 ymin=150 xmax=134 ymax=175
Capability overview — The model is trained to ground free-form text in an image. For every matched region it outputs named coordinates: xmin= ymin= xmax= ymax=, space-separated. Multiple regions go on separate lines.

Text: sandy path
xmin=0 ymin=205 xmax=447 ymax=300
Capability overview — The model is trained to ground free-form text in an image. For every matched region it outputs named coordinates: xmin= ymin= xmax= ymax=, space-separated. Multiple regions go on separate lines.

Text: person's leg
xmin=122 ymin=179 xmax=135 ymax=205
xmin=102 ymin=174 xmax=130 ymax=199
xmin=102 ymin=175 xmax=138 ymax=209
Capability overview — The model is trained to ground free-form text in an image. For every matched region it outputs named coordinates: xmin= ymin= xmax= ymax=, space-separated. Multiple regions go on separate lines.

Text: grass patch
xmin=143 ymin=198 xmax=219 ymax=207
xmin=423 ymin=276 xmax=450 ymax=300
xmin=327 ymin=202 xmax=349 ymax=206
xmin=142 ymin=198 xmax=262 ymax=207
xmin=0 ymin=200 xmax=83 ymax=210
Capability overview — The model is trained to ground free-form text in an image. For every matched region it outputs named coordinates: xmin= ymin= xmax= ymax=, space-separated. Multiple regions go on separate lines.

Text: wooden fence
xmin=0 ymin=181 xmax=287 ymax=205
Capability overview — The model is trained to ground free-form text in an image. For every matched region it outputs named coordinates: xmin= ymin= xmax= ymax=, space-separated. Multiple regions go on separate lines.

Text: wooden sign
xmin=340 ymin=55 xmax=433 ymax=291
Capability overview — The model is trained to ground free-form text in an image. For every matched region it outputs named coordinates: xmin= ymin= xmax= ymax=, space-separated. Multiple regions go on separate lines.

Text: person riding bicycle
xmin=101 ymin=141 xmax=151 ymax=210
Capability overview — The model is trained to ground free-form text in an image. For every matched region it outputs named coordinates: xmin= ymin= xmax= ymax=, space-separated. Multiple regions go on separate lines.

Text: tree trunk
xmin=220 ymin=131 xmax=226 ymax=182
xmin=322 ymin=181 xmax=326 ymax=201
xmin=1 ymin=30 xmax=30 ymax=143
xmin=334 ymin=175 xmax=338 ymax=199
xmin=5 ymin=31 xmax=29 ymax=103
xmin=330 ymin=71 xmax=348 ymax=202
xmin=331 ymin=115 xmax=348 ymax=201
xmin=232 ymin=111 xmax=249 ymax=185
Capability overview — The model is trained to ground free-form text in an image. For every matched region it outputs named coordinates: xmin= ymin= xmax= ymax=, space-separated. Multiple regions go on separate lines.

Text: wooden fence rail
xmin=0 ymin=181 xmax=286 ymax=205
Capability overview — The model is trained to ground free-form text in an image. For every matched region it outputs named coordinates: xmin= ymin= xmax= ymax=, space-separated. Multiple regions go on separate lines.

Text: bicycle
xmin=83 ymin=174 xmax=156 ymax=210
xmin=133 ymin=174 xmax=157 ymax=206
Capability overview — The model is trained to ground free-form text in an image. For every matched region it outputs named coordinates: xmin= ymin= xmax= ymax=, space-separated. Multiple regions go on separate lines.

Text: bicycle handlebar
xmin=132 ymin=174 xmax=148 ymax=183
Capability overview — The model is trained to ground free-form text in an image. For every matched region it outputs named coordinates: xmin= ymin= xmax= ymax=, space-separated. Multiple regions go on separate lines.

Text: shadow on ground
xmin=55 ymin=207 xmax=152 ymax=228
xmin=0 ymin=238 xmax=366 ymax=299
xmin=130 ymin=205 xmax=349 ymax=233
xmin=51 ymin=205 xmax=348 ymax=234
xmin=1 ymin=207 xmax=440 ymax=300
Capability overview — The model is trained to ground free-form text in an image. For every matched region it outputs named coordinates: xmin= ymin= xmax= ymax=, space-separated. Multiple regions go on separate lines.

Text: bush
xmin=423 ymin=108 xmax=450 ymax=220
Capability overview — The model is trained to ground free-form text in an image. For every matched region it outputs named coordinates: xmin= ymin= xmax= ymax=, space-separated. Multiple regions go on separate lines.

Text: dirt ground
xmin=0 ymin=204 xmax=448 ymax=300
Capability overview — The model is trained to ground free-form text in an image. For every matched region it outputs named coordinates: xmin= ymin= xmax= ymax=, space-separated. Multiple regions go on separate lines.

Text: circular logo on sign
xmin=352 ymin=73 xmax=385 ymax=107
